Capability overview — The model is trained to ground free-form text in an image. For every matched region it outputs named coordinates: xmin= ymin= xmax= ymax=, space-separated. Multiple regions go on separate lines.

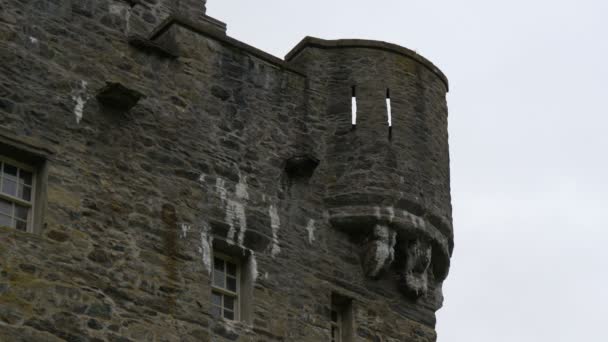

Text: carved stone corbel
xmin=361 ymin=225 xmax=397 ymax=279
xmin=398 ymin=239 xmax=432 ymax=299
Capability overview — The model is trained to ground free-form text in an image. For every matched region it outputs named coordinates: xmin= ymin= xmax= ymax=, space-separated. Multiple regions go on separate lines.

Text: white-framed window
xmin=211 ymin=253 xmax=240 ymax=321
xmin=0 ymin=157 xmax=35 ymax=232
xmin=330 ymin=307 xmax=342 ymax=342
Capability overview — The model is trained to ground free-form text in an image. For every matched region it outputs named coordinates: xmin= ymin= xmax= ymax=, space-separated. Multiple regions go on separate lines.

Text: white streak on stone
xmin=373 ymin=225 xmax=391 ymax=267
xmin=180 ymin=224 xmax=191 ymax=239
xmin=215 ymin=178 xmax=227 ymax=203
xmin=199 ymin=226 xmax=213 ymax=275
xmin=125 ymin=7 xmax=131 ymax=34
xmin=225 ymin=199 xmax=247 ymax=245
xmin=388 ymin=230 xmax=397 ymax=262
xmin=215 ymin=176 xmax=248 ymax=246
xmin=235 ymin=176 xmax=249 ymax=200
xmin=109 ymin=4 xmax=123 ymax=15
xmin=249 ymin=252 xmax=258 ymax=283
xmin=387 ymin=206 xmax=395 ymax=222
xmin=235 ymin=176 xmax=249 ymax=245
xmin=269 ymin=205 xmax=281 ymax=257
xmin=72 ymin=80 xmax=88 ymax=124
xmin=305 ymin=219 xmax=316 ymax=244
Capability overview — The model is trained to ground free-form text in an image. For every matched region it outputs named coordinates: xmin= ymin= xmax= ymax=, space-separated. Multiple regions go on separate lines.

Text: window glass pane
xmin=213 ymin=270 xmax=225 ymax=288
xmin=0 ymin=199 xmax=11 ymax=215
xmin=15 ymin=205 xmax=28 ymax=221
xmin=331 ymin=326 xmax=339 ymax=342
xmin=210 ymin=305 xmax=221 ymax=318
xmin=2 ymin=179 xmax=17 ymax=197
xmin=227 ymin=277 xmax=237 ymax=292
xmin=3 ymin=164 xmax=17 ymax=179
xmin=331 ymin=310 xmax=338 ymax=322
xmin=227 ymin=262 xmax=237 ymax=276
xmin=19 ymin=170 xmax=32 ymax=186
xmin=0 ymin=214 xmax=12 ymax=228
xmin=223 ymin=295 xmax=235 ymax=311
xmin=16 ymin=220 xmax=27 ymax=232
xmin=20 ymin=185 xmax=31 ymax=202
xmin=214 ymin=257 xmax=224 ymax=271
xmin=212 ymin=292 xmax=222 ymax=307
xmin=223 ymin=310 xmax=234 ymax=320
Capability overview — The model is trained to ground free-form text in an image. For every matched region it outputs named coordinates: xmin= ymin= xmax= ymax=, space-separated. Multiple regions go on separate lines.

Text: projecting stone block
xmin=284 ymin=155 xmax=319 ymax=179
xmin=128 ymin=35 xmax=178 ymax=58
xmin=96 ymin=82 xmax=144 ymax=112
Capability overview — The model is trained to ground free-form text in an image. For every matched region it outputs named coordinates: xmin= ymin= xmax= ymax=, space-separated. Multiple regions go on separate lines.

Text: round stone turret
xmin=286 ymin=37 xmax=452 ymax=299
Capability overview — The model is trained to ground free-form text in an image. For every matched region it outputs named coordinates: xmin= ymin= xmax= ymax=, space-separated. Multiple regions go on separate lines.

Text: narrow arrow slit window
xmin=351 ymin=86 xmax=357 ymax=128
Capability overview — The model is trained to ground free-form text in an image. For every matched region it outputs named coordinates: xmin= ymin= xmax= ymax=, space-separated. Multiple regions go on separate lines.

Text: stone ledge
xmin=327 ymin=205 xmax=451 ymax=281
xmin=127 ymin=35 xmax=178 ymax=58
xmin=285 ymin=37 xmax=449 ymax=91
xmin=0 ymin=129 xmax=54 ymax=164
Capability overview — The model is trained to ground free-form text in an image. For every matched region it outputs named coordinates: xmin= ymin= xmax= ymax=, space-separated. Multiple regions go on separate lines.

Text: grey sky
xmin=207 ymin=1 xmax=608 ymax=341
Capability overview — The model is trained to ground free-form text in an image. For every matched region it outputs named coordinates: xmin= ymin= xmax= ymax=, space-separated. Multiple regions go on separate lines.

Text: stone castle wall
xmin=0 ymin=1 xmax=452 ymax=341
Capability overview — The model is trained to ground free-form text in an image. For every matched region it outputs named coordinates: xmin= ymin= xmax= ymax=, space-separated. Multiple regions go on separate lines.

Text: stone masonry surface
xmin=0 ymin=0 xmax=453 ymax=341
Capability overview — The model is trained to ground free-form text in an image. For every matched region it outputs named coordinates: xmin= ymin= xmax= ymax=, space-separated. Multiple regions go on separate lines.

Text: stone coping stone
xmin=285 ymin=36 xmax=449 ymax=91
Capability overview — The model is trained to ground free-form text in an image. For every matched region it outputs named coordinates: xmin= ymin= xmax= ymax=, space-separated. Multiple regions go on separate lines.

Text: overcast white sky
xmin=207 ymin=1 xmax=608 ymax=341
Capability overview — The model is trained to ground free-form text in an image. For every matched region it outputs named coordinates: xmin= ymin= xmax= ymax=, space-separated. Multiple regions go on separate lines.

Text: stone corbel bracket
xmin=128 ymin=35 xmax=178 ymax=59
xmin=328 ymin=205 xmax=452 ymax=299
xmin=284 ymin=155 xmax=320 ymax=180
xmin=96 ymin=82 xmax=144 ymax=112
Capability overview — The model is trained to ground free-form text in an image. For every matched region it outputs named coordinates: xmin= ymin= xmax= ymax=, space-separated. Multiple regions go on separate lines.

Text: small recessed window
xmin=211 ymin=253 xmax=240 ymax=321
xmin=0 ymin=158 xmax=36 ymax=232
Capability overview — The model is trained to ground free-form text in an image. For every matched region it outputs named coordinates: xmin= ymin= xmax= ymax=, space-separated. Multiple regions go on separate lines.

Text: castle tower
xmin=287 ymin=37 xmax=453 ymax=318
xmin=0 ymin=1 xmax=452 ymax=341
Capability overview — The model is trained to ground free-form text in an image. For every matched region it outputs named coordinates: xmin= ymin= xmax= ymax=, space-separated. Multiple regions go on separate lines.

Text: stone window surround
xmin=330 ymin=305 xmax=343 ymax=342
xmin=211 ymin=252 xmax=241 ymax=321
xmin=0 ymin=131 xmax=51 ymax=234
xmin=210 ymin=238 xmax=255 ymax=325
xmin=331 ymin=292 xmax=354 ymax=342
xmin=0 ymin=156 xmax=36 ymax=232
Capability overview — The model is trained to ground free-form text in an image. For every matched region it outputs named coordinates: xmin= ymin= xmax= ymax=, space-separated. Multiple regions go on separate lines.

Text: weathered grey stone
xmin=0 ymin=0 xmax=453 ymax=341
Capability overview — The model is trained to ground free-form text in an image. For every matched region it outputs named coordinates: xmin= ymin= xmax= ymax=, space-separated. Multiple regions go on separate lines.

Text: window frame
xmin=211 ymin=252 xmax=241 ymax=321
xmin=330 ymin=307 xmax=343 ymax=342
xmin=330 ymin=293 xmax=354 ymax=342
xmin=0 ymin=155 xmax=37 ymax=233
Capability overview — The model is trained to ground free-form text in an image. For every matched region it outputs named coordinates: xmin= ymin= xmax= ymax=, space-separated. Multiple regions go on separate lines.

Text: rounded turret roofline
xmin=285 ymin=36 xmax=449 ymax=91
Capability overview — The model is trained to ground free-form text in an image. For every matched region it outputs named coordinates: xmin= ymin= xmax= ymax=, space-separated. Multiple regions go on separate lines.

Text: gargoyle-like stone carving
xmin=361 ymin=225 xmax=397 ymax=278
xmin=399 ymin=239 xmax=432 ymax=299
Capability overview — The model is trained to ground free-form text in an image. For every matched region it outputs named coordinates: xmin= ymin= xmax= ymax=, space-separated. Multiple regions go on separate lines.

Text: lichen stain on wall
xmin=214 ymin=173 xmax=249 ymax=246
xmin=71 ymin=80 xmax=88 ymax=124
xmin=199 ymin=224 xmax=213 ymax=275
xmin=269 ymin=204 xmax=281 ymax=258
xmin=305 ymin=219 xmax=316 ymax=244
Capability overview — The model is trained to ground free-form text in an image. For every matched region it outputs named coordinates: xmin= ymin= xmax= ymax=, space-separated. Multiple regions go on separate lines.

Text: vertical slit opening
xmin=386 ymin=89 xmax=392 ymax=140
xmin=351 ymin=86 xmax=357 ymax=129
